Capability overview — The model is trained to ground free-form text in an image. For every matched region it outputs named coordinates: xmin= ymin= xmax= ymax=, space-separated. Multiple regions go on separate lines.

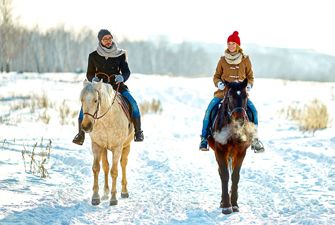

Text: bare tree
xmin=0 ymin=0 xmax=15 ymax=72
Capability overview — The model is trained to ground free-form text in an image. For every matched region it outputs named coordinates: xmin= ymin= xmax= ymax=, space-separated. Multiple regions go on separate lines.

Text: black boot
xmin=199 ymin=137 xmax=209 ymax=151
xmin=133 ymin=117 xmax=144 ymax=142
xmin=72 ymin=119 xmax=85 ymax=145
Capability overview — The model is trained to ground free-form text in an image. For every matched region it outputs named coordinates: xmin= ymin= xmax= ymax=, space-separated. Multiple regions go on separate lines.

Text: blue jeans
xmin=247 ymin=99 xmax=258 ymax=125
xmin=78 ymin=90 xmax=140 ymax=120
xmin=201 ymin=97 xmax=222 ymax=138
xmin=200 ymin=97 xmax=258 ymax=138
xmin=121 ymin=90 xmax=141 ymax=118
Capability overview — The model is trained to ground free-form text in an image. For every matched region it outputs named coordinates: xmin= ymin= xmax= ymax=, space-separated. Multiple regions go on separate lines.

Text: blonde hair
xmin=225 ymin=44 xmax=243 ymax=54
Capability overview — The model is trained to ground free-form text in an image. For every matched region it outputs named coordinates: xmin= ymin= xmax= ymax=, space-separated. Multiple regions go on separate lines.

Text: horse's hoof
xmin=222 ymin=207 xmax=233 ymax=214
xmin=110 ymin=199 xmax=118 ymax=206
xmin=232 ymin=206 xmax=239 ymax=212
xmin=121 ymin=192 xmax=129 ymax=198
xmin=91 ymin=198 xmax=101 ymax=205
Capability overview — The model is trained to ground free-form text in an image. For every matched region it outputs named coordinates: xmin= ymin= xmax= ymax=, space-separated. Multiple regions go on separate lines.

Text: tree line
xmin=1 ymin=0 xmax=335 ymax=81
xmin=0 ymin=1 xmax=213 ymax=76
xmin=0 ymin=24 xmax=214 ymax=76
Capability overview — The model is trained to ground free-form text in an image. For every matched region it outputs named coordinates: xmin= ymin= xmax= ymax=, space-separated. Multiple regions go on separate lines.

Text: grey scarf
xmin=224 ymin=50 xmax=243 ymax=65
xmin=97 ymin=42 xmax=126 ymax=58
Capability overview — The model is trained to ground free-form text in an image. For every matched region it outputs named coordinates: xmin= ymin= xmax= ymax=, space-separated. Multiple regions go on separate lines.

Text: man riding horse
xmin=73 ymin=29 xmax=144 ymax=145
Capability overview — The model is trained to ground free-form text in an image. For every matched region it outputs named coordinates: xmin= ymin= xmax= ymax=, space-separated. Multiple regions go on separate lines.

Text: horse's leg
xmin=110 ymin=147 xmax=122 ymax=206
xmin=91 ymin=143 xmax=103 ymax=205
xmin=215 ymin=148 xmax=232 ymax=214
xmin=101 ymin=149 xmax=110 ymax=200
xmin=120 ymin=144 xmax=130 ymax=198
xmin=231 ymin=149 xmax=247 ymax=212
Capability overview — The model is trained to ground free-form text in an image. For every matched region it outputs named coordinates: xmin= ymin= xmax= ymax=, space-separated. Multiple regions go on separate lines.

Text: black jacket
xmin=86 ymin=51 xmax=130 ymax=92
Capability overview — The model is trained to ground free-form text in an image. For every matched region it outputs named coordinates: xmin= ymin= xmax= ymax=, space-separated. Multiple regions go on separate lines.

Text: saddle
xmin=207 ymin=102 xmax=254 ymax=137
xmin=115 ymin=92 xmax=132 ymax=122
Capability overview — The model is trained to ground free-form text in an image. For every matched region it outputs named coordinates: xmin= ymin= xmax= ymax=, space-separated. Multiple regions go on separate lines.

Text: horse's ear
xmin=224 ymin=80 xmax=230 ymax=87
xmin=83 ymin=79 xmax=89 ymax=86
xmin=242 ymin=78 xmax=248 ymax=88
xmin=95 ymin=80 xmax=104 ymax=90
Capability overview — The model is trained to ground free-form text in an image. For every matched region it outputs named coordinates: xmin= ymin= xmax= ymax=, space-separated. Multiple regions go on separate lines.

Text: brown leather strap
xmin=115 ymin=93 xmax=132 ymax=122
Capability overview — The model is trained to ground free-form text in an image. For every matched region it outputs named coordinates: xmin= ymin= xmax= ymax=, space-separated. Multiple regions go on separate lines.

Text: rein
xmin=83 ymin=82 xmax=120 ymax=120
xmin=94 ymin=71 xmax=120 ymax=105
xmin=226 ymin=89 xmax=249 ymax=122
xmin=94 ymin=72 xmax=115 ymax=83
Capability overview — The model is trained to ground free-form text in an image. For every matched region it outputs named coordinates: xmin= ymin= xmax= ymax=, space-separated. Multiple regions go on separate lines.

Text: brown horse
xmin=80 ymin=79 xmax=134 ymax=206
xmin=207 ymin=78 xmax=256 ymax=214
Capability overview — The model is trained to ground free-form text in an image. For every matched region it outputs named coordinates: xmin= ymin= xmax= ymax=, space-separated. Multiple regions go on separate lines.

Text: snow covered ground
xmin=0 ymin=72 xmax=335 ymax=225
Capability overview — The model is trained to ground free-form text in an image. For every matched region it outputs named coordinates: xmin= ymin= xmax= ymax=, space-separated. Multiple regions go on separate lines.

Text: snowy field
xmin=0 ymin=72 xmax=335 ymax=225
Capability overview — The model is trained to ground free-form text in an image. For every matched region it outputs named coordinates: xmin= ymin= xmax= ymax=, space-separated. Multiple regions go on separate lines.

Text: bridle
xmin=226 ymin=89 xmax=249 ymax=122
xmin=83 ymin=73 xmax=120 ymax=120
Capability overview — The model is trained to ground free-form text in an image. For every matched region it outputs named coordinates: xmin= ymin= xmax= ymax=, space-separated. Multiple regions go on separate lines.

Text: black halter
xmin=225 ymin=88 xmax=249 ymax=122
xmin=83 ymin=87 xmax=115 ymax=120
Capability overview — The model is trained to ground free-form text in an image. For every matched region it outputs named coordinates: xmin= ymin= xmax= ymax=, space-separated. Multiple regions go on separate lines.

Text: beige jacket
xmin=213 ymin=55 xmax=254 ymax=98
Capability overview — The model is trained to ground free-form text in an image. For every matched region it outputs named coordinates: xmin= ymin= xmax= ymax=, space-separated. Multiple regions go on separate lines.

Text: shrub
xmin=299 ymin=99 xmax=329 ymax=133
xmin=282 ymin=99 xmax=329 ymax=134
xmin=139 ymin=99 xmax=163 ymax=115
xmin=21 ymin=138 xmax=52 ymax=178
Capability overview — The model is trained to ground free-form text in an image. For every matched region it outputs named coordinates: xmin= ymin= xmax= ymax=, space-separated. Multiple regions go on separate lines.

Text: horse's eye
xmin=94 ymin=99 xmax=98 ymax=103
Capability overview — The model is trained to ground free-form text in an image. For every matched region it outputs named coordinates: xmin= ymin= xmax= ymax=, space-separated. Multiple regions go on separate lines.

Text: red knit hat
xmin=227 ymin=31 xmax=240 ymax=46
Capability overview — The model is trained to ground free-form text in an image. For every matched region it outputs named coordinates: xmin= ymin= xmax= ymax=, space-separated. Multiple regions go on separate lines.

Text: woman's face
xmin=227 ymin=42 xmax=237 ymax=53
xmin=101 ymin=34 xmax=113 ymax=48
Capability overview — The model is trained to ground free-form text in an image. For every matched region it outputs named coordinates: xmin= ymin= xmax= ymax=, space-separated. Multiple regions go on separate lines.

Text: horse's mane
xmin=213 ymin=79 xmax=256 ymax=145
xmin=80 ymin=81 xmax=115 ymax=106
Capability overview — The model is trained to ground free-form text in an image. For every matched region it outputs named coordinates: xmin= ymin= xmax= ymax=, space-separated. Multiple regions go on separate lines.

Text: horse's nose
xmin=232 ymin=112 xmax=245 ymax=124
xmin=237 ymin=118 xmax=244 ymax=125
xmin=82 ymin=121 xmax=93 ymax=133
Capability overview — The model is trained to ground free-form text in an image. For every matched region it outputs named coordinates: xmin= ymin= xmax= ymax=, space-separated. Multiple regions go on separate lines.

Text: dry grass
xmin=39 ymin=109 xmax=51 ymax=124
xmin=21 ymin=138 xmax=52 ymax=178
xmin=5 ymin=93 xmax=78 ymax=125
xmin=59 ymin=100 xmax=78 ymax=125
xmin=139 ymin=99 xmax=163 ymax=115
xmin=281 ymin=99 xmax=329 ymax=134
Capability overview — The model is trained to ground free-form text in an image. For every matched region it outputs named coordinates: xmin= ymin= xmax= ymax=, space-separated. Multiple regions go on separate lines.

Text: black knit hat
xmin=97 ymin=29 xmax=112 ymax=41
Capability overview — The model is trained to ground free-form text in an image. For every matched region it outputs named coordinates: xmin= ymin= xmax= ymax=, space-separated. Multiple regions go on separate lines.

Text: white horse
xmin=80 ymin=79 xmax=134 ymax=206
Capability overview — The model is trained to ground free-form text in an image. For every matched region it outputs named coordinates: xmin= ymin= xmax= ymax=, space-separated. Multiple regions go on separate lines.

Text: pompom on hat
xmin=227 ymin=31 xmax=241 ymax=46
xmin=97 ymin=29 xmax=112 ymax=41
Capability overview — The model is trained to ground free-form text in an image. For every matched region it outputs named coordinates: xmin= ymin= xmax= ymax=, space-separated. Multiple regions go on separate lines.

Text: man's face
xmin=101 ymin=35 xmax=113 ymax=48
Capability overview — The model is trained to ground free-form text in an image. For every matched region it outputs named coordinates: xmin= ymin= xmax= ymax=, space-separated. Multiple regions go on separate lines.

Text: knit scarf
xmin=97 ymin=42 xmax=125 ymax=58
xmin=224 ymin=50 xmax=243 ymax=65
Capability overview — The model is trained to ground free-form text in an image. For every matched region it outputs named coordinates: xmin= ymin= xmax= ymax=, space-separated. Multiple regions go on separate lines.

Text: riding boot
xmin=199 ymin=136 xmax=209 ymax=151
xmin=250 ymin=125 xmax=264 ymax=153
xmin=133 ymin=117 xmax=144 ymax=142
xmin=251 ymin=138 xmax=265 ymax=153
xmin=72 ymin=119 xmax=85 ymax=145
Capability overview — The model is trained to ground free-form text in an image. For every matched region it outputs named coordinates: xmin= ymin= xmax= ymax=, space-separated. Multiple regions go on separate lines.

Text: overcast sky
xmin=11 ymin=0 xmax=335 ymax=55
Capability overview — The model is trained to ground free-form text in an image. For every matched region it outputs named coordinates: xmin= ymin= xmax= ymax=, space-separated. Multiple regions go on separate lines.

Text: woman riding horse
xmin=208 ymin=78 xmax=256 ymax=214
xmin=73 ymin=29 xmax=144 ymax=145
xmin=199 ymin=31 xmax=264 ymax=153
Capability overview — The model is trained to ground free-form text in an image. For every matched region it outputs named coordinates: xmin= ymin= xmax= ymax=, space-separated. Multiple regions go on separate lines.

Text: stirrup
xmin=72 ymin=132 xmax=85 ymax=145
xmin=251 ymin=139 xmax=265 ymax=153
xmin=134 ymin=130 xmax=144 ymax=142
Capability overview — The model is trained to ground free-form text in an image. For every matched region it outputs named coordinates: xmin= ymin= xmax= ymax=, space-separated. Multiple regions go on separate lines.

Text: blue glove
xmin=217 ymin=81 xmax=225 ymax=90
xmin=115 ymin=75 xmax=124 ymax=84
xmin=246 ymin=83 xmax=252 ymax=92
xmin=92 ymin=76 xmax=100 ymax=82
